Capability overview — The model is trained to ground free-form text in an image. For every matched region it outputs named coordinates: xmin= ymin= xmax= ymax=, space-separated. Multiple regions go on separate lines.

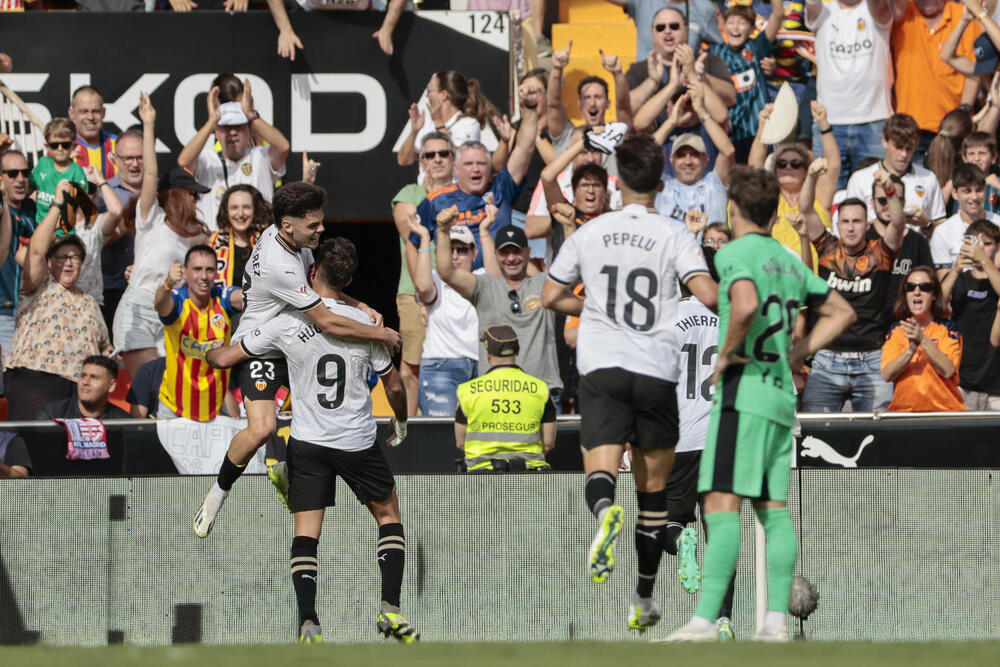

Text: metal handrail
xmin=0 ymin=79 xmax=45 ymax=164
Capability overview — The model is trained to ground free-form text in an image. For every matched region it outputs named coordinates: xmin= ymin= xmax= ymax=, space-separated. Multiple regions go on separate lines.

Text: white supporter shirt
xmin=669 ymin=297 xmax=719 ymax=453
xmin=242 ymin=299 xmax=391 ymax=451
xmin=130 ymin=199 xmax=207 ymax=293
xmin=846 ymin=162 xmax=946 ymax=223
xmin=233 ymin=225 xmax=320 ymax=344
xmin=76 ymin=215 xmax=107 ymax=305
xmin=548 ymin=203 xmax=710 ymax=382
xmin=654 ymin=172 xmax=729 ymax=227
xmin=808 ymin=0 xmax=892 ymax=125
xmin=195 ymin=144 xmax=285 ymax=230
xmin=930 ymin=211 xmax=1000 ymax=269
xmin=416 ymin=269 xmax=481 ymax=361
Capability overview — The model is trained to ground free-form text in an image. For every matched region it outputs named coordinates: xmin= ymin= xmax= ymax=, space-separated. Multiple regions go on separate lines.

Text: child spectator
xmin=702 ymin=222 xmax=732 ymax=249
xmin=959 ymin=132 xmax=1000 ymax=214
xmin=931 ymin=163 xmax=1000 ymax=276
xmin=30 ymin=118 xmax=88 ymax=224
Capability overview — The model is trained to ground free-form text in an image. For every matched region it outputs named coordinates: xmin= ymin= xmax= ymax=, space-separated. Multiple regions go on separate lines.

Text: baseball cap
xmin=218 ymin=101 xmax=250 ymax=127
xmin=974 ymin=33 xmax=999 ymax=76
xmin=158 ymin=166 xmax=211 ymax=194
xmin=495 ymin=225 xmax=528 ymax=250
xmin=482 ymin=324 xmax=519 ymax=357
xmin=671 ymin=133 xmax=707 ymax=157
xmin=450 ymin=225 xmax=475 ymax=245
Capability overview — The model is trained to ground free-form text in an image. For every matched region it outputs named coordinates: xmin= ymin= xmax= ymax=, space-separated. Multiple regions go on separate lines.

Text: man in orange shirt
xmin=891 ymin=0 xmax=981 ymax=163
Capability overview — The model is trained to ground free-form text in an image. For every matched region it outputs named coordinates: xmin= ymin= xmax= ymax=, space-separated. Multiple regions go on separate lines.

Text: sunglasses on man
xmin=2 ymin=168 xmax=30 ymax=179
xmin=655 ymin=21 xmax=682 ymax=32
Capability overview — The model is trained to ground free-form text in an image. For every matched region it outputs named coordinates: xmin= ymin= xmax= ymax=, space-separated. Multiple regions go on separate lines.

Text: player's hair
xmin=892 ymin=266 xmax=948 ymax=321
xmin=82 ymin=355 xmax=118 ymax=380
xmin=272 ymin=182 xmax=327 ymax=225
xmin=925 ymin=108 xmax=973 ymax=188
xmin=966 ymin=218 xmax=1000 ymax=243
xmin=577 ymin=76 xmax=609 ymax=98
xmin=571 ymin=163 xmax=608 ymax=190
xmin=962 ymin=131 xmax=998 ymax=157
xmin=724 ymin=5 xmax=756 ymax=24
xmin=71 ymin=85 xmax=103 ymax=107
xmin=837 ymin=197 xmax=868 ymax=221
xmin=519 ymin=68 xmax=548 ymax=90
xmin=704 ymin=221 xmax=732 ymax=241
xmin=952 ymin=163 xmax=986 ymax=190
xmin=46 ymin=233 xmax=86 ymax=262
xmin=871 ymin=173 xmax=905 ymax=200
xmin=615 ymin=135 xmax=665 ymax=193
xmin=883 ymin=113 xmax=920 ymax=150
xmin=44 ymin=117 xmax=77 ymax=141
xmin=727 ymin=166 xmax=781 ymax=228
xmin=217 ymin=184 xmax=273 ymax=235
xmin=420 ymin=132 xmax=454 ymax=156
xmin=184 ymin=244 xmax=217 ymax=266
xmin=212 ymin=73 xmax=244 ymax=104
xmin=315 ymin=237 xmax=358 ymax=288
xmin=434 ymin=70 xmax=498 ymax=126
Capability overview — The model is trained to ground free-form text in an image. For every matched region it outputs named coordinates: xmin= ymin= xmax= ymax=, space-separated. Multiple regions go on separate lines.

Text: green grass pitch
xmin=4 ymin=642 xmax=1000 ymax=667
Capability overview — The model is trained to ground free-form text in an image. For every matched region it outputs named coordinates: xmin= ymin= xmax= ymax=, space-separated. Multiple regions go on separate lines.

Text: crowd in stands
xmin=5 ymin=0 xmax=1000 ymax=475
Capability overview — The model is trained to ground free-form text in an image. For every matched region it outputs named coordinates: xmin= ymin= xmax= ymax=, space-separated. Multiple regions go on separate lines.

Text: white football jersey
xmin=241 ymin=299 xmax=392 ymax=451
xmin=548 ymin=203 xmax=710 ymax=382
xmin=670 ymin=296 xmax=719 ymax=453
xmin=234 ymin=225 xmax=320 ymax=344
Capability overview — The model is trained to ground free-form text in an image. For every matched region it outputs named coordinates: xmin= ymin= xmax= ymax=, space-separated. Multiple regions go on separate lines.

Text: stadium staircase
xmin=553 ymin=0 xmax=637 ymax=125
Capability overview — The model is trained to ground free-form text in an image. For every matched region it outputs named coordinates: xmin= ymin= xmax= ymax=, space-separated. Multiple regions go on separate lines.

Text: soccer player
xmin=542 ymin=134 xmax=719 ymax=633
xmin=193 ymin=182 xmax=402 ymax=538
xmin=665 ymin=167 xmax=855 ymax=642
xmin=207 ymin=238 xmax=416 ymax=644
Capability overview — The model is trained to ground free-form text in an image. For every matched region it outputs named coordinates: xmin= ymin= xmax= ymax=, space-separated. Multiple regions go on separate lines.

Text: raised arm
xmin=966 ymin=0 xmax=1000 ymax=56
xmin=434 ymin=205 xmax=477 ymax=299
xmin=811 ymin=102 xmax=840 ymax=209
xmin=978 ymin=72 xmax=1000 ymax=135
xmin=691 ymin=83 xmax=735 ymax=186
xmin=748 ymin=104 xmax=773 ymax=169
xmin=799 ymin=158 xmax=831 ymax=240
xmin=507 ymin=103 xmax=539 ymax=185
xmin=786 ymin=212 xmax=815 ymax=269
xmin=547 ymin=42 xmax=572 ymax=140
xmin=138 ymin=92 xmax=158 ymax=222
xmin=0 ymin=189 xmax=11 ymax=266
xmin=876 ymin=169 xmax=907 ymax=252
xmin=241 ymin=79 xmax=290 ymax=173
xmin=629 ymin=51 xmax=666 ymax=112
xmin=941 ymin=9 xmax=977 ymax=76
xmin=600 ymin=49 xmax=634 ymax=126
xmin=406 ymin=213 xmax=437 ymax=305
xmin=177 ymin=86 xmax=220 ymax=174
xmin=21 ymin=181 xmax=70 ymax=294
xmin=268 ymin=0 xmax=304 ymax=61
xmin=372 ymin=0 xmax=405 ymax=56
xmin=765 ymin=0 xmax=786 ymax=41
xmin=155 ymin=262 xmax=183 ymax=317
xmin=478 ymin=203 xmax=502 ymax=277
xmin=652 ymin=91 xmax=687 ymax=146
xmin=397 ymin=104 xmax=425 ymax=167
xmin=87 ymin=165 xmax=122 ymax=237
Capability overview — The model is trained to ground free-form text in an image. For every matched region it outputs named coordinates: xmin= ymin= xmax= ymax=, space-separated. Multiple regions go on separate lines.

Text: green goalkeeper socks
xmin=694 ymin=511 xmax=740 ymax=622
xmin=755 ymin=507 xmax=797 ymax=614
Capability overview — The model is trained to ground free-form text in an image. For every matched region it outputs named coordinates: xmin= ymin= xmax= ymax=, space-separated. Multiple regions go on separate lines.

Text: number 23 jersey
xmin=548 ymin=204 xmax=710 ymax=383
xmin=714 ymin=233 xmax=830 ymax=427
xmin=241 ymin=299 xmax=392 ymax=451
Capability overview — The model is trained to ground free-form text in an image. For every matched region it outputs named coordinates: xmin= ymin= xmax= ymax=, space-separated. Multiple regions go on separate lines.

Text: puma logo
xmin=800 ymin=434 xmax=874 ymax=468
xmin=636 ymin=528 xmax=660 ymax=540
xmin=300 ymin=574 xmax=316 ymax=582
xmin=378 ymin=554 xmax=387 ymax=562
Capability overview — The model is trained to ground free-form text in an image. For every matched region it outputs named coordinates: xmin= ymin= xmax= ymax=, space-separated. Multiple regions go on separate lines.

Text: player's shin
xmin=377 ymin=523 xmax=405 ymax=610
xmin=290 ymin=535 xmax=320 ymax=624
xmin=754 ymin=507 xmax=797 ymax=630
xmin=216 ymin=454 xmax=247 ymax=492
xmin=635 ymin=490 xmax=667 ymax=597
xmin=693 ymin=512 xmax=740 ymax=622
xmin=585 ymin=471 xmax=617 ymax=520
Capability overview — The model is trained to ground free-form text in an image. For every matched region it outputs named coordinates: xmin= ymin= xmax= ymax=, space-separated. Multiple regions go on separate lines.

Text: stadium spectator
xmin=539 ymin=158 xmax=613 ymax=262
xmin=409 ymin=219 xmax=488 ymax=417
xmin=930 ymin=163 xmax=1000 ymax=276
xmin=411 ymin=101 xmax=538 ymax=269
xmin=958 ymin=132 xmax=1000 ymax=215
xmin=750 ymin=102 xmax=840 ymax=263
xmin=114 ymin=93 xmax=209 ymax=379
xmin=703 ymin=222 xmax=731 ymax=249
xmin=436 ymin=217 xmax=562 ymax=404
xmin=454 ymin=324 xmax=555 ymax=472
xmin=0 ymin=431 xmax=30 ymax=477
xmin=210 ymin=184 xmax=270 ymax=289
xmin=155 ymin=247 xmax=242 ymax=421
xmin=267 ymin=0 xmax=408 ymax=59
xmin=709 ymin=0 xmax=783 ymax=163
xmin=31 ymin=118 xmax=88 ymax=224
xmin=892 ymin=0 xmax=981 ymax=163
xmin=37 ymin=355 xmax=130 ymax=420
xmin=60 ymin=166 xmax=123 ymax=305
xmin=799 ymin=166 xmax=905 ymax=412
xmin=608 ymin=0 xmax=724 ymax=61
xmin=178 ymin=79 xmax=289 ymax=228
xmin=925 ymin=109 xmax=973 ymax=195
xmin=845 ymin=113 xmax=946 ymax=234
xmin=0 ymin=150 xmax=36 ymax=360
xmin=392 ymin=132 xmax=456 ymax=416
xmin=99 ymin=129 xmax=142 ymax=332
xmin=882 ymin=266 xmax=966 ymax=412
xmin=806 ymin=0 xmax=893 ymax=189
xmin=125 ymin=356 xmax=166 ymax=419
xmin=942 ymin=220 xmax=1000 ymax=410
xmin=940 ymin=0 xmax=1000 ymax=98
xmin=625 ymin=8 xmax=736 ymax=114
xmin=69 ymin=85 xmax=117 ymax=181
xmin=4 ymin=183 xmax=111 ymax=421
xmin=397 ymin=71 xmax=490 ymax=171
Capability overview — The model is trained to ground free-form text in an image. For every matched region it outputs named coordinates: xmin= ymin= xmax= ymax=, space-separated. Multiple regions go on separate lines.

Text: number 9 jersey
xmin=548 ymin=204 xmax=711 ymax=382
xmin=240 ymin=299 xmax=392 ymax=451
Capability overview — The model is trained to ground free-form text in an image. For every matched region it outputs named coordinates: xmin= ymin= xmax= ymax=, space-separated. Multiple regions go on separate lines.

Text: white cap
xmin=449 ymin=225 xmax=475 ymax=245
xmin=218 ymin=102 xmax=249 ymax=127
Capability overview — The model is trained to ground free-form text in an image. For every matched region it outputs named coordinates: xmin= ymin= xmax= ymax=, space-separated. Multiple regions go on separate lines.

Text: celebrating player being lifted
xmin=194 ymin=182 xmax=401 ymax=538
xmin=542 ymin=134 xmax=718 ymax=633
xmin=666 ymin=167 xmax=855 ymax=642
xmin=207 ymin=238 xmax=417 ymax=644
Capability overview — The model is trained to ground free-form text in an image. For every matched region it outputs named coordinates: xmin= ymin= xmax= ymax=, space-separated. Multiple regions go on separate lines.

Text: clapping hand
xmin=902 ymin=317 xmax=924 ymax=349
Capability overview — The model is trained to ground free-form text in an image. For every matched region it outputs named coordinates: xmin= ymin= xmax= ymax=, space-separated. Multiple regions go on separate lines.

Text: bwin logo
xmin=800 ymin=434 xmax=874 ymax=467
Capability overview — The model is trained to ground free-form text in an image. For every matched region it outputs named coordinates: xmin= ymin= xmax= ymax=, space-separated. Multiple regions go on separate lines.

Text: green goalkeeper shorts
xmin=697 ymin=405 xmax=792 ymax=502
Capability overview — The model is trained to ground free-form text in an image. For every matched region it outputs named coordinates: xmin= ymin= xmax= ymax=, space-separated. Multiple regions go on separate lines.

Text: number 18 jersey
xmin=548 ymin=204 xmax=710 ymax=383
xmin=714 ymin=233 xmax=830 ymax=427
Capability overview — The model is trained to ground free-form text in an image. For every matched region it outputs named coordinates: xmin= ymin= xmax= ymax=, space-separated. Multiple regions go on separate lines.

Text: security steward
xmin=454 ymin=325 xmax=556 ymax=472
